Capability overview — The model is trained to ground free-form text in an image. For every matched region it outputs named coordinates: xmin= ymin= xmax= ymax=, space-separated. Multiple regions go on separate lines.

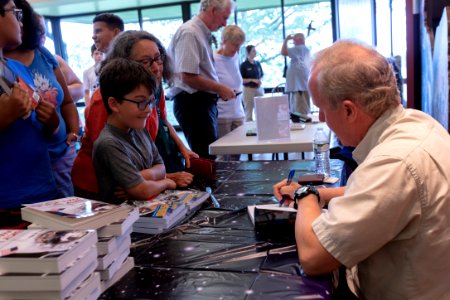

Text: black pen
xmin=234 ymin=91 xmax=242 ymax=96
xmin=279 ymin=169 xmax=295 ymax=207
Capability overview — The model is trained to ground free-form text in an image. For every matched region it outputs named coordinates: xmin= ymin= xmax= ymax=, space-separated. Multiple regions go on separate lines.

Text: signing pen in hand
xmin=279 ymin=169 xmax=295 ymax=207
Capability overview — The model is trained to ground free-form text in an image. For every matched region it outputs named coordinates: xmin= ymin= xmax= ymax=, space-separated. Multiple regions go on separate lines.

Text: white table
xmin=209 ymin=122 xmax=330 ymax=159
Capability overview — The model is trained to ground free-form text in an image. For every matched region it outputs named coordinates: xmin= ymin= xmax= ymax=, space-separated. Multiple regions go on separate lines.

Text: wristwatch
xmin=293 ymin=185 xmax=320 ymax=209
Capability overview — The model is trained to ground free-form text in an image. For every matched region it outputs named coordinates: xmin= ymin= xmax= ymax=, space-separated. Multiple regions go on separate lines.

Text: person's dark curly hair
xmin=13 ymin=0 xmax=45 ymax=50
xmin=0 ymin=0 xmax=10 ymax=12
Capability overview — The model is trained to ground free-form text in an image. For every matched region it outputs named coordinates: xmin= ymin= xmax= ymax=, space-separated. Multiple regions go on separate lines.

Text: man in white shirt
xmin=273 ymin=40 xmax=450 ymax=300
xmin=167 ymin=0 xmax=235 ymax=159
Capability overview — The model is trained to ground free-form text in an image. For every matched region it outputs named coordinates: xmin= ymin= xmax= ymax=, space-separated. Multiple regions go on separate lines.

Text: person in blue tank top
xmin=5 ymin=0 xmax=80 ymax=197
xmin=0 ymin=0 xmax=59 ymax=228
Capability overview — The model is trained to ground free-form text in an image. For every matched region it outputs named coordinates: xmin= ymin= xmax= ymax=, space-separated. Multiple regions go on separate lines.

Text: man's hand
xmin=273 ymin=179 xmax=301 ymax=206
xmin=217 ymin=84 xmax=235 ymax=101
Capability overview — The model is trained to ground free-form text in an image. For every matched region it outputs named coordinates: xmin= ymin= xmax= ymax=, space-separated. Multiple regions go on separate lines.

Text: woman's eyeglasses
xmin=1 ymin=8 xmax=23 ymax=22
xmin=136 ymin=54 xmax=166 ymax=68
xmin=121 ymin=97 xmax=155 ymax=111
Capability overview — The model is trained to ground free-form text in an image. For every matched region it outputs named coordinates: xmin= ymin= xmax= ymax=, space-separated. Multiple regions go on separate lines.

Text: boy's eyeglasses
xmin=0 ymin=8 xmax=23 ymax=22
xmin=121 ymin=97 xmax=155 ymax=111
xmin=136 ymin=54 xmax=166 ymax=68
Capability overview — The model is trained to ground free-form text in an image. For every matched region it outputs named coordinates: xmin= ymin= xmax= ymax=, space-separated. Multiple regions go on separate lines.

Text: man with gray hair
xmin=273 ymin=40 xmax=450 ymax=299
xmin=168 ymin=0 xmax=235 ymax=159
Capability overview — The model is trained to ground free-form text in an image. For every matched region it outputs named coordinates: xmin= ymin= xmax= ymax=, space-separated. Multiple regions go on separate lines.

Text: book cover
xmin=0 ymin=246 xmax=98 ymax=292
xmin=21 ymin=197 xmax=129 ymax=230
xmin=247 ymin=204 xmax=297 ymax=243
xmin=132 ymin=191 xmax=189 ymax=226
xmin=182 ymin=190 xmax=210 ymax=211
xmin=0 ymin=229 xmax=97 ymax=274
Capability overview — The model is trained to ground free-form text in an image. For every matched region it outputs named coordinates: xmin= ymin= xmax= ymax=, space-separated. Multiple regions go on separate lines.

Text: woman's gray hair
xmin=200 ymin=0 xmax=235 ymax=12
xmin=100 ymin=30 xmax=173 ymax=84
xmin=310 ymin=39 xmax=400 ymax=118
xmin=221 ymin=25 xmax=245 ymax=44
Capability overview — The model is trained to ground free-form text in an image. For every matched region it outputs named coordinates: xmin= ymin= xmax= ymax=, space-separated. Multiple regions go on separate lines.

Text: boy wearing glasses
xmin=93 ymin=58 xmax=176 ymax=204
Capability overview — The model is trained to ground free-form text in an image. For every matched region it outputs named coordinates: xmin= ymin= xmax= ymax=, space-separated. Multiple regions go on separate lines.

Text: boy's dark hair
xmin=99 ymin=58 xmax=157 ymax=114
xmin=90 ymin=44 xmax=97 ymax=56
xmin=13 ymin=0 xmax=45 ymax=50
xmin=93 ymin=13 xmax=124 ymax=32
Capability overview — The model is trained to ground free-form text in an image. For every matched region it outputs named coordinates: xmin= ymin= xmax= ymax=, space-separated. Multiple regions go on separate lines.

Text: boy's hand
xmin=166 ymin=172 xmax=194 ymax=188
xmin=164 ymin=178 xmax=177 ymax=190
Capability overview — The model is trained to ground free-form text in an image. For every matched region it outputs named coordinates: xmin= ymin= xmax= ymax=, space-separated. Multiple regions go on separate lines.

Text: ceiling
xmin=28 ymin=0 xmax=194 ymax=17
xmin=28 ymin=0 xmax=315 ymax=18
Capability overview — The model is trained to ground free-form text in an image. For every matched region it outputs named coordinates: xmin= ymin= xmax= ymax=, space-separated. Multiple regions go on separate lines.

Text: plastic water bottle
xmin=313 ymin=127 xmax=330 ymax=177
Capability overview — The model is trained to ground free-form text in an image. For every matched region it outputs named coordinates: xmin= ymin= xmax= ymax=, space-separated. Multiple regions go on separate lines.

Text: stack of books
xmin=95 ymin=208 xmax=138 ymax=292
xmin=132 ymin=189 xmax=210 ymax=234
xmin=21 ymin=197 xmax=138 ymax=293
xmin=0 ymin=229 xmax=100 ymax=299
xmin=21 ymin=197 xmax=130 ymax=231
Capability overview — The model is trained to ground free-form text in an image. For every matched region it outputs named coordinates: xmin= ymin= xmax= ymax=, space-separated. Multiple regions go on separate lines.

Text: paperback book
xmin=0 ymin=229 xmax=97 ymax=274
xmin=100 ymin=256 xmax=134 ymax=293
xmin=131 ymin=189 xmax=210 ymax=234
xmin=98 ymin=247 xmax=129 ymax=281
xmin=21 ymin=197 xmax=130 ymax=230
xmin=0 ymin=271 xmax=101 ymax=300
xmin=0 ymin=246 xmax=98 ymax=292
xmin=247 ymin=204 xmax=297 ymax=243
xmin=96 ymin=227 xmax=132 ymax=256
xmin=96 ymin=207 xmax=139 ymax=237
xmin=96 ymin=235 xmax=131 ymax=270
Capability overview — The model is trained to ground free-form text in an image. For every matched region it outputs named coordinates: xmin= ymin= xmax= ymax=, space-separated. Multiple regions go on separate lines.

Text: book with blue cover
xmin=132 ymin=189 xmax=210 ymax=233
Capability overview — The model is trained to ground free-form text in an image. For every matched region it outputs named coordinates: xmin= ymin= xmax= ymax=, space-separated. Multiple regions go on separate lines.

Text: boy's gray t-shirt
xmin=93 ymin=123 xmax=164 ymax=203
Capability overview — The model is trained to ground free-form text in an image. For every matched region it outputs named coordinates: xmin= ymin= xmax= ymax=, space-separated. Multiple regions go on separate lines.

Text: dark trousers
xmin=173 ymin=91 xmax=218 ymax=160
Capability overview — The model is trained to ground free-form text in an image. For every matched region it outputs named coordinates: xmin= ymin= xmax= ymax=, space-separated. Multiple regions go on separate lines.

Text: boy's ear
xmin=108 ymin=97 xmax=120 ymax=113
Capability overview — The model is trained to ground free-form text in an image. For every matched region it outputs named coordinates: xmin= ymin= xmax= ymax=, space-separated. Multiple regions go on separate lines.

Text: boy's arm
xmin=140 ymin=164 xmax=166 ymax=181
xmin=125 ymin=176 xmax=176 ymax=200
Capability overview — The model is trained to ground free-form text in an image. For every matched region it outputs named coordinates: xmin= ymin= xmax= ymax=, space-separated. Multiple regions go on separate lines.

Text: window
xmin=142 ymin=6 xmax=183 ymax=49
xmin=236 ymin=6 xmax=284 ymax=88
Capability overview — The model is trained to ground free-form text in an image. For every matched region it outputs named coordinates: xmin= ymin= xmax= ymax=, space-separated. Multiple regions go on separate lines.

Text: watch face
xmin=298 ymin=186 xmax=309 ymax=193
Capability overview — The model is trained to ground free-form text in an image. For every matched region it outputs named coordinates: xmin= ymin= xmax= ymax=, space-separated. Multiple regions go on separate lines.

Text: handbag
xmin=154 ymin=89 xmax=184 ymax=173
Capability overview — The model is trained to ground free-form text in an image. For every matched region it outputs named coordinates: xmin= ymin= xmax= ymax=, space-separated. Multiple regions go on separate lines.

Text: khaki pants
xmin=243 ymin=86 xmax=264 ymax=121
xmin=216 ymin=117 xmax=244 ymax=161
xmin=289 ymin=91 xmax=310 ymax=115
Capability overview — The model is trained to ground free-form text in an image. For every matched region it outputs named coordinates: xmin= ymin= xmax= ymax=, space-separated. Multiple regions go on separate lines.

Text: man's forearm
xmin=317 ymin=186 xmax=345 ymax=205
xmin=181 ymin=73 xmax=222 ymax=94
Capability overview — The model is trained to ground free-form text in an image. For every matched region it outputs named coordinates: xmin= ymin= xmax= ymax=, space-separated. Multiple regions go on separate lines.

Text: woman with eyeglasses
xmin=4 ymin=0 xmax=80 ymax=198
xmin=0 ymin=0 xmax=59 ymax=228
xmin=72 ymin=30 xmax=198 ymax=200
